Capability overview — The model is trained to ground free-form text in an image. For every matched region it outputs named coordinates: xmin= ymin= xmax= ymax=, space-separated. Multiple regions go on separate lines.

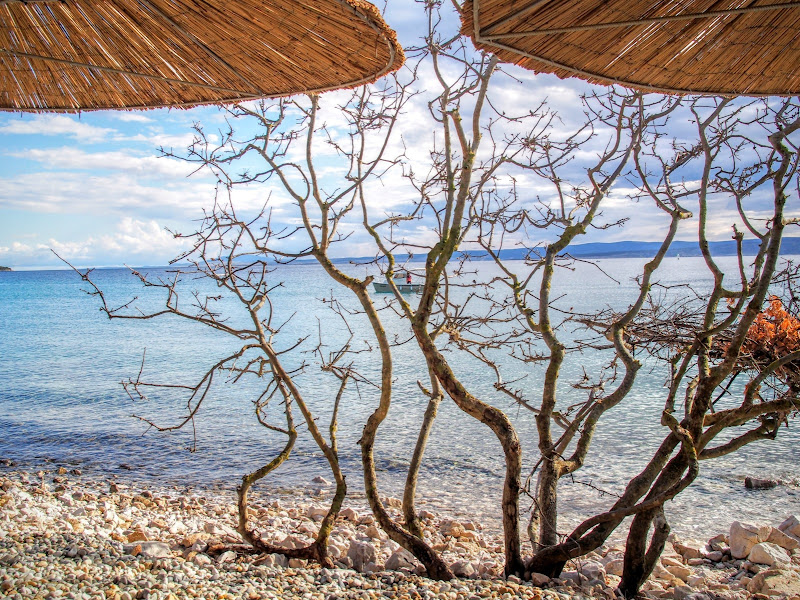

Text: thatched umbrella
xmin=462 ymin=0 xmax=800 ymax=96
xmin=1 ymin=0 xmax=403 ymax=112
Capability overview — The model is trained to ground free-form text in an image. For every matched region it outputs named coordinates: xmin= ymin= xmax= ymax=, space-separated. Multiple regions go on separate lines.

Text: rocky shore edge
xmin=1 ymin=467 xmax=799 ymax=600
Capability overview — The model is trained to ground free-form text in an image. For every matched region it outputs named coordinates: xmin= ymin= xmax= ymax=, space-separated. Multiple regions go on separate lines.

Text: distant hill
xmin=326 ymin=237 xmax=800 ymax=266
xmin=0 ymin=266 xmax=11 ymax=272
xmin=456 ymin=237 xmax=800 ymax=261
xmin=106 ymin=237 xmax=800 ymax=271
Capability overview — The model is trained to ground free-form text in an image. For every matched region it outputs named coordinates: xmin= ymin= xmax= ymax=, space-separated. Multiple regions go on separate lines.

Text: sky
xmin=0 ymin=1 xmax=796 ymax=270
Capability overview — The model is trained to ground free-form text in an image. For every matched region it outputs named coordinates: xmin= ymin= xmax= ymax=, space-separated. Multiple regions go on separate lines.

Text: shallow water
xmin=0 ymin=256 xmax=797 ymax=540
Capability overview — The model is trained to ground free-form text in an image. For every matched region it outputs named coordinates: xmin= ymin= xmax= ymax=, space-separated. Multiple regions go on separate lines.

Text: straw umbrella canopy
xmin=1 ymin=0 xmax=404 ymax=112
xmin=462 ymin=0 xmax=800 ymax=96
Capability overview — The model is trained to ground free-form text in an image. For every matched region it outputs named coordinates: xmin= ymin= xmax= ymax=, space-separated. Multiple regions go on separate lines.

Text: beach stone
xmin=362 ymin=561 xmax=380 ymax=573
xmin=652 ymin=561 xmax=675 ymax=581
xmin=687 ymin=575 xmax=705 ymax=587
xmin=704 ymin=550 xmax=724 ymax=562
xmin=126 ymin=529 xmax=148 ymax=543
xmin=307 ymin=506 xmax=328 ymax=521
xmin=461 ymin=529 xmax=480 ymax=542
xmin=730 ymin=522 xmax=771 ymax=559
xmin=192 ymin=553 xmax=211 ymax=566
xmin=297 ymin=521 xmax=317 ymax=536
xmin=743 ymin=560 xmax=763 ymax=574
xmin=181 ymin=533 xmax=207 ymax=547
xmin=707 ymin=533 xmax=727 ymax=550
xmin=258 ymin=553 xmax=288 ymax=568
xmin=577 ymin=560 xmax=606 ymax=581
xmin=662 ymin=556 xmax=684 ymax=568
xmin=311 ymin=476 xmax=329 ymax=485
xmin=339 ymin=508 xmax=359 ymax=522
xmin=767 ymin=526 xmax=800 ymax=551
xmin=665 ymin=564 xmax=693 ymax=582
xmin=477 ymin=561 xmax=498 ymax=577
xmin=278 ymin=534 xmax=304 ymax=549
xmin=418 ymin=510 xmax=436 ymax=521
xmin=673 ymin=540 xmax=704 ymax=560
xmin=347 ymin=540 xmax=377 ymax=572
xmin=288 ymin=558 xmax=307 ymax=568
xmin=440 ymin=519 xmax=466 ymax=538
xmin=748 ymin=542 xmax=791 ymax=566
xmin=451 ymin=560 xmax=475 ymax=578
xmin=203 ymin=522 xmax=237 ymax=538
xmin=217 ymin=550 xmax=236 ymax=563
xmin=748 ymin=568 xmax=800 ymax=596
xmin=779 ymin=516 xmax=800 ymax=538
xmin=383 ymin=496 xmax=403 ymax=509
xmin=605 ymin=559 xmax=624 ymax=577
xmin=123 ymin=541 xmax=171 ymax=558
xmin=671 ymin=584 xmax=695 ymax=600
xmin=168 ymin=521 xmax=187 ymax=535
xmin=530 ymin=572 xmax=551 ymax=586
xmin=385 ymin=548 xmax=415 ymax=571
xmin=365 ymin=524 xmax=385 ymax=540
xmin=328 ymin=540 xmax=346 ymax=559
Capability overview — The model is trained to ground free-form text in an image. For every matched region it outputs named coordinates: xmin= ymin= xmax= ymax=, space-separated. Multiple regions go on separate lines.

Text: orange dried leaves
xmin=742 ymin=296 xmax=800 ymax=369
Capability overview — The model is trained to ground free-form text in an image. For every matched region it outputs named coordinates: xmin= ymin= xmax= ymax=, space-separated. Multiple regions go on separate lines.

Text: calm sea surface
xmin=1 ymin=257 xmax=798 ymax=540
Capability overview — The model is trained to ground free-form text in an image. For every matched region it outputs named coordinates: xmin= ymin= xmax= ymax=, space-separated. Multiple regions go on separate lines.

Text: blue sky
xmin=0 ymin=1 xmax=794 ymax=270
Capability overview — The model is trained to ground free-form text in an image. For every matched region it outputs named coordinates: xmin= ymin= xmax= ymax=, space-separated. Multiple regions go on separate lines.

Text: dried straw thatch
xmin=462 ymin=0 xmax=800 ymax=96
xmin=1 ymin=0 xmax=404 ymax=112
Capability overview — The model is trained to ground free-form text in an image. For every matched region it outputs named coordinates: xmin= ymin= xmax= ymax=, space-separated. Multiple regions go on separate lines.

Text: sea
xmin=0 ymin=256 xmax=798 ymax=541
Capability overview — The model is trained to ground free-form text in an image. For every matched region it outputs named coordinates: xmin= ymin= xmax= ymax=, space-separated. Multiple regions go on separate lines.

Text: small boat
xmin=373 ymin=282 xmax=423 ymax=294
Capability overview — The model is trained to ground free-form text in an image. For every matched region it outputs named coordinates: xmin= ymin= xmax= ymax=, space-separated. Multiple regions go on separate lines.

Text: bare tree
xmin=469 ymin=96 xmax=800 ymax=596
xmin=349 ymin=23 xmax=799 ymax=593
xmin=163 ymin=70 xmax=462 ymax=577
xmin=60 ymin=202 xmax=353 ymax=568
xmin=64 ymin=4 xmax=799 ymax=595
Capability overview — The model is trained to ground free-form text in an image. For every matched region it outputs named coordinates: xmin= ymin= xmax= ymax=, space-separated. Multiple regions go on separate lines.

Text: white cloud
xmin=0 ymin=115 xmax=114 ymax=143
xmin=1 ymin=218 xmax=191 ymax=269
xmin=12 ymin=147 xmax=196 ymax=178
xmin=0 ymin=170 xmax=216 ymax=216
xmin=115 ymin=130 xmax=218 ymax=149
xmin=111 ymin=113 xmax=154 ymax=123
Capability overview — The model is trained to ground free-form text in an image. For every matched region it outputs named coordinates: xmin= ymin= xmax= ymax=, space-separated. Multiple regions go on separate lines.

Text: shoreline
xmin=1 ymin=466 xmax=799 ymax=600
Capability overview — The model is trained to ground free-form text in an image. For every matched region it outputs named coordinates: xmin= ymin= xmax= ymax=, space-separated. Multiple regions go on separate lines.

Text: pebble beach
xmin=1 ymin=465 xmax=799 ymax=600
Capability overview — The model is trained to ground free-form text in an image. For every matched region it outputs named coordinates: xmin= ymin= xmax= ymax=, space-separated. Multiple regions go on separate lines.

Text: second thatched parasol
xmin=462 ymin=0 xmax=800 ymax=96
xmin=1 ymin=0 xmax=404 ymax=112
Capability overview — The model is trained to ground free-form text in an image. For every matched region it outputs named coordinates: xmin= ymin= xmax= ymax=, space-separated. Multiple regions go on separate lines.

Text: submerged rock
xmin=744 ymin=477 xmax=778 ymax=490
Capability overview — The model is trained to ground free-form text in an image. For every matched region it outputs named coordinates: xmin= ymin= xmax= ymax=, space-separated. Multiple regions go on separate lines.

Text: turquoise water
xmin=0 ymin=257 xmax=797 ymax=539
